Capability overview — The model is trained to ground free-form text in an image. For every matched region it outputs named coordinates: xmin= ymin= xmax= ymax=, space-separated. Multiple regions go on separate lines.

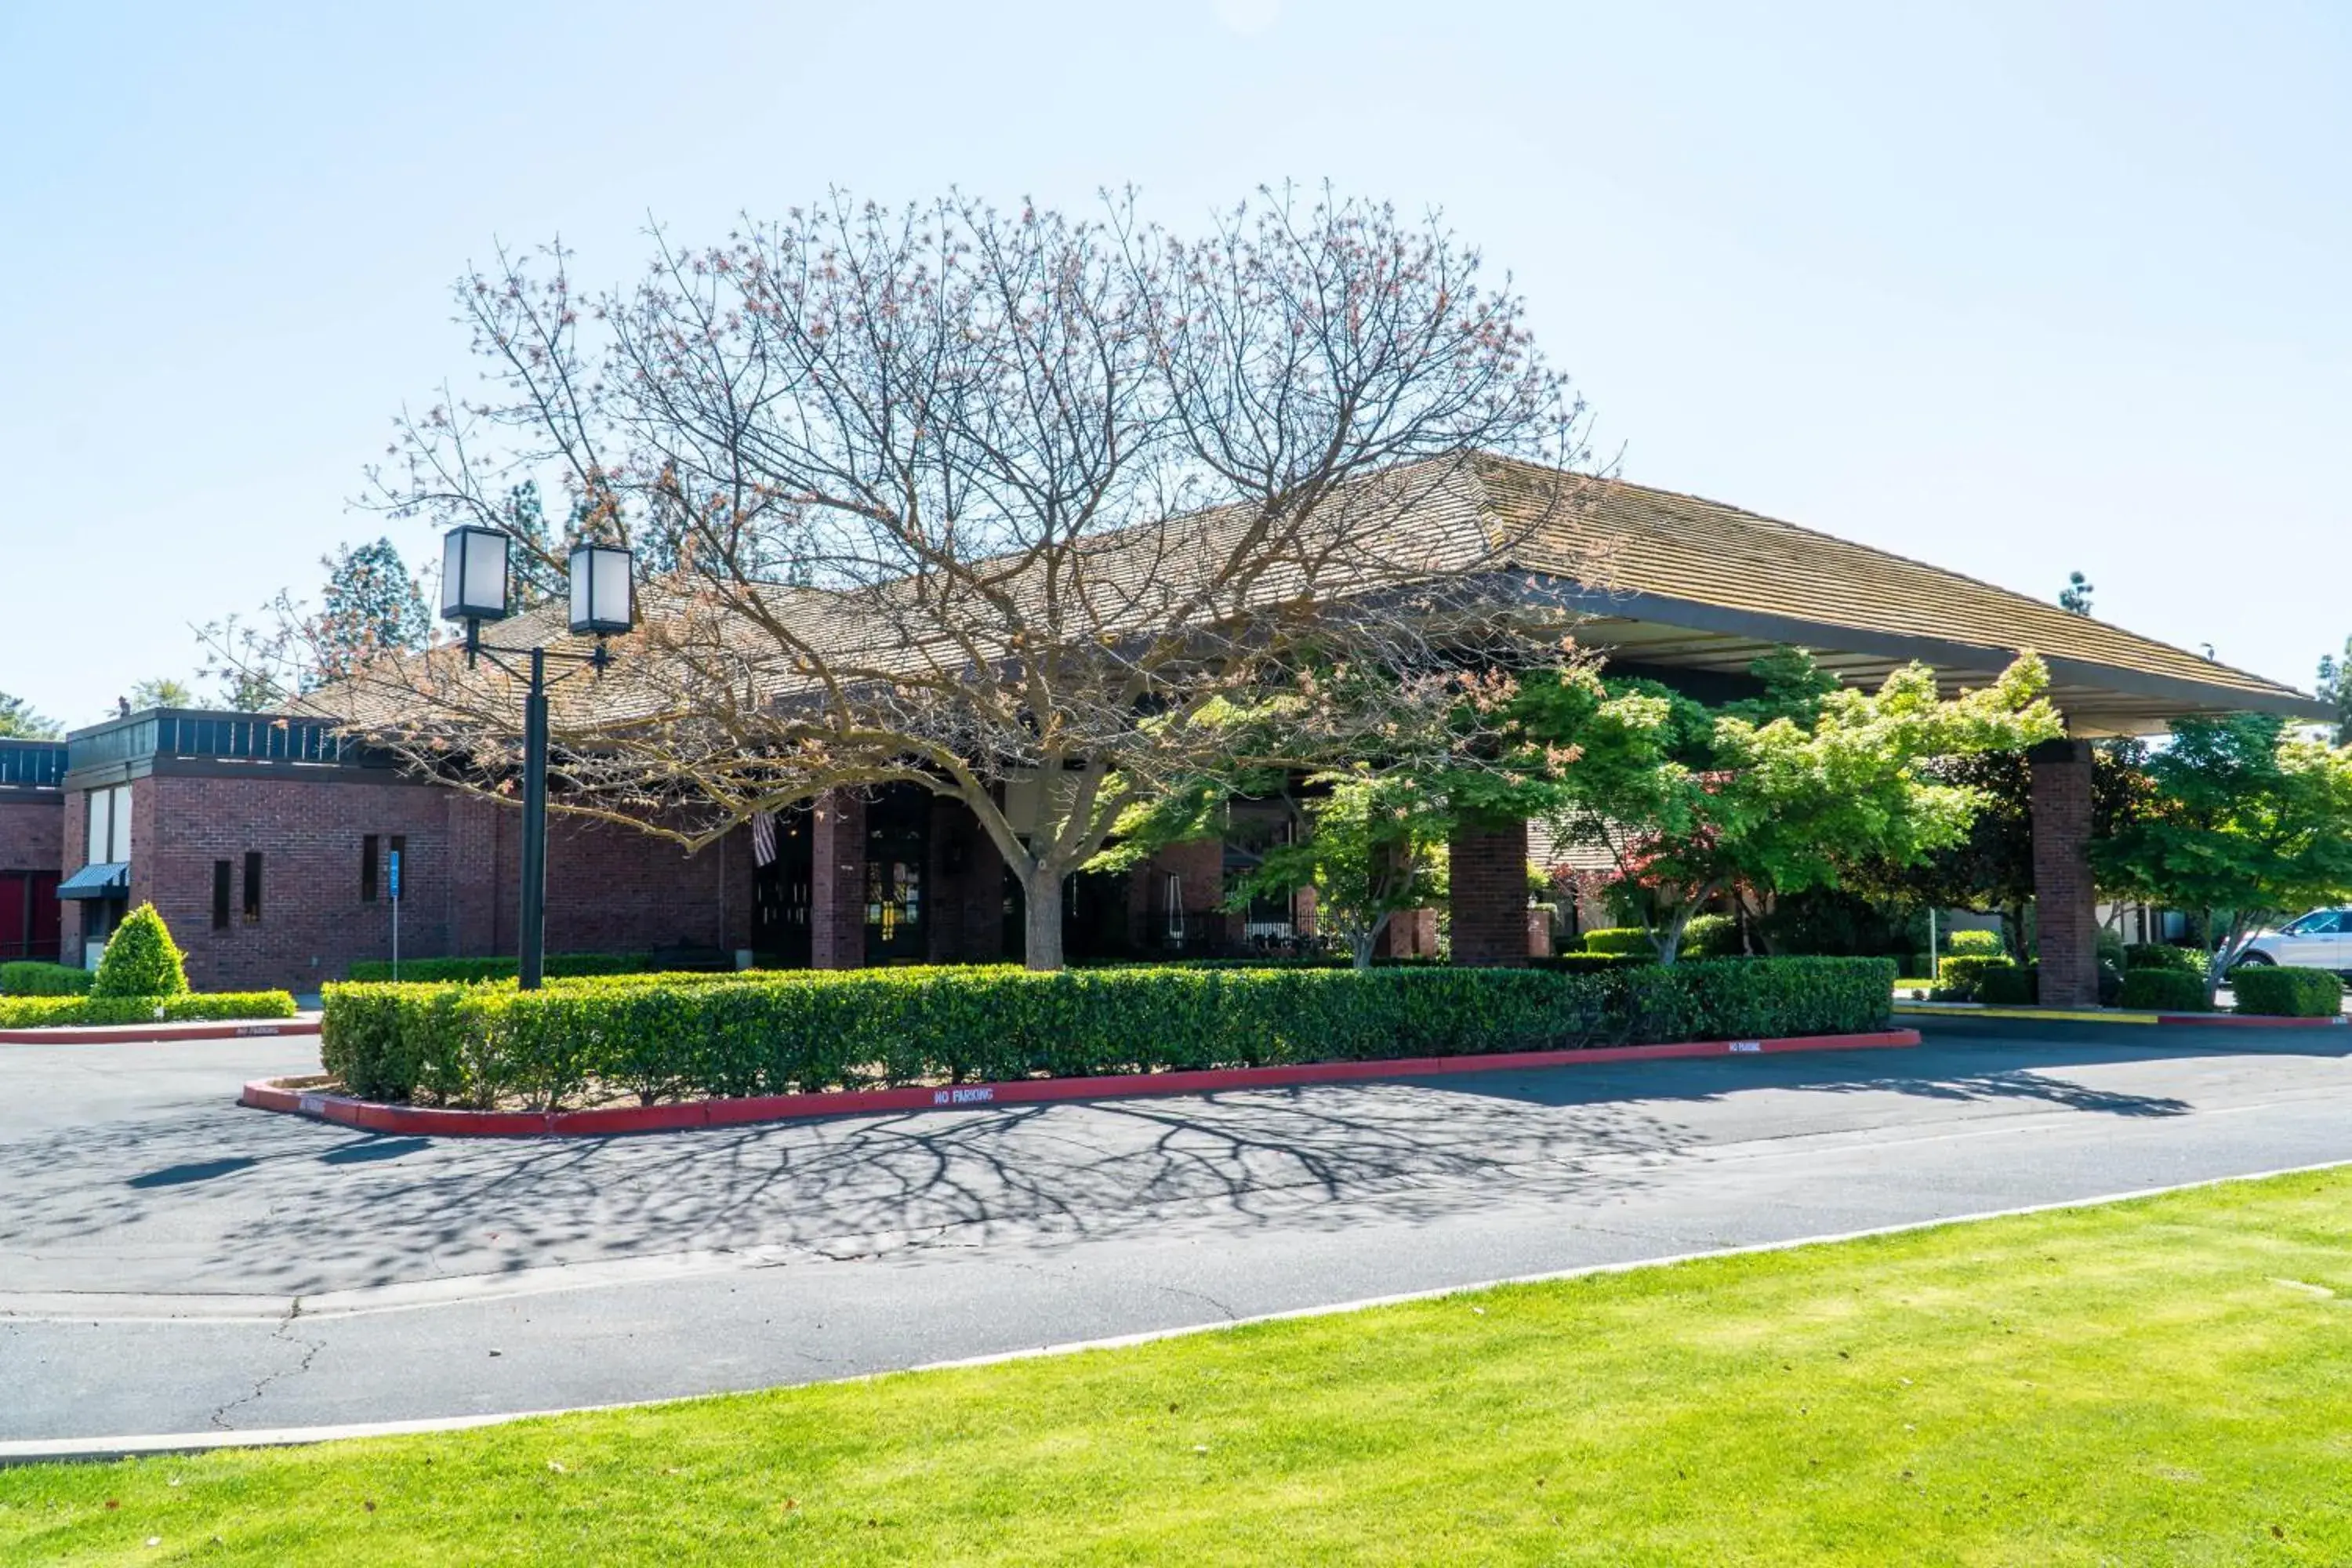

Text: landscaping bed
xmin=311 ymin=957 xmax=1898 ymax=1114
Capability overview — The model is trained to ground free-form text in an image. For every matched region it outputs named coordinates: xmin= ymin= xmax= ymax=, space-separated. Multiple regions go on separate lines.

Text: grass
xmin=7 ymin=1171 xmax=2352 ymax=1566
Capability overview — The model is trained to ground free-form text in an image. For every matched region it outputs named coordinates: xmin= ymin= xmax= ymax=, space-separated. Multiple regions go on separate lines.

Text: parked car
xmin=2236 ymin=908 xmax=2351 ymax=974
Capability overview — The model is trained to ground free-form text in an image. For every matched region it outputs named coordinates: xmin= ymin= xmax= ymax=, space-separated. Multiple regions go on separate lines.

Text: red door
xmin=0 ymin=873 xmax=61 ymax=963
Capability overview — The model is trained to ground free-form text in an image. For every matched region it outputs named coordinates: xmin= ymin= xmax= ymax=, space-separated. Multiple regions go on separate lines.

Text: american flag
xmin=750 ymin=810 xmax=778 ymax=868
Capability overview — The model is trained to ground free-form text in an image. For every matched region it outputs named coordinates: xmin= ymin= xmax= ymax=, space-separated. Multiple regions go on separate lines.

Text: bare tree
xmin=328 ymin=187 xmax=1594 ymax=969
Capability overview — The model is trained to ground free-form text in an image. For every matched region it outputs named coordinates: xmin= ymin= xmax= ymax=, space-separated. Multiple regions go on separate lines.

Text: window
xmin=211 ymin=862 xmax=231 ymax=931
xmin=84 ymin=784 xmax=131 ymax=864
xmin=361 ymin=835 xmax=379 ymax=902
xmin=242 ymin=852 xmax=263 ymax=923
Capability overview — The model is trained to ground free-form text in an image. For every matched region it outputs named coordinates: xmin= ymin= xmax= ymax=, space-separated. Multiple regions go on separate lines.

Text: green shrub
xmin=1534 ymin=953 xmax=1649 ymax=975
xmin=2119 ymin=968 xmax=2212 ymax=1012
xmin=319 ymin=956 xmax=1898 ymax=1109
xmin=1934 ymin=953 xmax=2016 ymax=1001
xmin=343 ymin=953 xmax=656 ymax=984
xmin=1582 ymin=927 xmax=1654 ymax=956
xmin=2123 ymin=944 xmax=2206 ymax=975
xmin=89 ymin=903 xmax=189 ymax=998
xmin=1680 ymin=913 xmax=1742 ymax=959
xmin=1976 ymin=966 xmax=2038 ymax=1006
xmin=0 ymin=962 xmax=93 ymax=996
xmin=2230 ymin=966 xmax=2345 ymax=1018
xmin=0 ymin=991 xmax=297 ymax=1029
xmin=1946 ymin=929 xmax=2005 ymax=957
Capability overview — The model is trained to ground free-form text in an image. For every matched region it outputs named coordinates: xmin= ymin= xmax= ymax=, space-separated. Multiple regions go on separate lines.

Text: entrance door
xmin=864 ymin=786 xmax=929 ymax=965
xmin=750 ymin=805 xmax=813 ymax=967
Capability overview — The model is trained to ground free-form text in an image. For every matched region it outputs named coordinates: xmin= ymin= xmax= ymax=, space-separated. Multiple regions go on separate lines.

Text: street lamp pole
xmin=441 ymin=528 xmax=636 ymax=992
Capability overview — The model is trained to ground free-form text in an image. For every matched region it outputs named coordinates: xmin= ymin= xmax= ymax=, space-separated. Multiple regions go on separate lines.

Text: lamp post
xmin=441 ymin=528 xmax=637 ymax=990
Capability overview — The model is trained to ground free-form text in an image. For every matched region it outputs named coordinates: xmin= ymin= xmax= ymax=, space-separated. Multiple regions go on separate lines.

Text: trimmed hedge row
xmin=2118 ymin=969 xmax=2212 ymax=1013
xmin=2230 ymin=966 xmax=2345 ymax=1018
xmin=321 ymin=956 xmax=1899 ymax=1110
xmin=0 ymin=992 xmax=299 ymax=1029
xmin=2125 ymin=944 xmax=2207 ymax=975
xmin=0 ymin=962 xmax=93 ymax=996
xmin=344 ymin=953 xmax=656 ymax=984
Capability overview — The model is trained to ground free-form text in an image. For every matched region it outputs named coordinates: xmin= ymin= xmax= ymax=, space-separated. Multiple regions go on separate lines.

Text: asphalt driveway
xmin=5 ymin=1023 xmax=2350 ymax=1442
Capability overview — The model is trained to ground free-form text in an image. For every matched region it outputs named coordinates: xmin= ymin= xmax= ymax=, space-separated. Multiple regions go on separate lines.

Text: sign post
xmin=387 ymin=848 xmax=401 ymax=983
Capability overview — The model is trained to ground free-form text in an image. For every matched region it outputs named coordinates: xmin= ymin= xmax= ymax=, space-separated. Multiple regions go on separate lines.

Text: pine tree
xmin=312 ymin=539 xmax=431 ymax=683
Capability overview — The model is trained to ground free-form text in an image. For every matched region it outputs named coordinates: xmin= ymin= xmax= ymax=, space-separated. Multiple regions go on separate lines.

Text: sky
xmin=2 ymin=0 xmax=2345 ymax=728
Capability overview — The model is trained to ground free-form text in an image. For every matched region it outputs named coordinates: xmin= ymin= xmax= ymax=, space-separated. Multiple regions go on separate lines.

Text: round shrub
xmin=1945 ymin=929 xmax=2005 ymax=957
xmin=2124 ymin=944 xmax=2205 ymax=975
xmin=2230 ymin=965 xmax=2344 ymax=1018
xmin=1934 ymin=953 xmax=2015 ymax=1001
xmin=89 ymin=904 xmax=188 ymax=999
xmin=1680 ymin=913 xmax=1742 ymax=959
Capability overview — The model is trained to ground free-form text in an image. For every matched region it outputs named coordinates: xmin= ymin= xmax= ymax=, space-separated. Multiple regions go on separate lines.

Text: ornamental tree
xmin=1229 ymin=771 xmax=1450 ymax=971
xmin=333 ymin=187 xmax=1592 ymax=969
xmin=0 ymin=691 xmax=60 ymax=739
xmin=2092 ymin=713 xmax=2352 ymax=1003
xmin=91 ymin=903 xmax=190 ymax=999
xmin=1519 ymin=650 xmax=2063 ymax=963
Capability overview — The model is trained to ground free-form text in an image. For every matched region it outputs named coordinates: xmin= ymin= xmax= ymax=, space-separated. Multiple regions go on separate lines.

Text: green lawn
xmin=9 ymin=1171 xmax=2352 ymax=1566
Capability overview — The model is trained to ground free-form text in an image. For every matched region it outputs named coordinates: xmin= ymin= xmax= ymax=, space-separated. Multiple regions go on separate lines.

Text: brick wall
xmin=0 ymin=793 xmax=59 ymax=874
xmin=1448 ymin=818 xmax=1530 ymax=967
xmin=926 ymin=797 xmax=1005 ymax=963
xmin=2030 ymin=739 xmax=2100 ymax=1008
xmin=113 ymin=775 xmax=750 ymax=992
xmin=810 ymin=789 xmax=866 ymax=969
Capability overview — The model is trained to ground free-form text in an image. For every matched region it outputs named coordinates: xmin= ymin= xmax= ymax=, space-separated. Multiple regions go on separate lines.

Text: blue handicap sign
xmin=387 ymin=848 xmax=401 ymax=902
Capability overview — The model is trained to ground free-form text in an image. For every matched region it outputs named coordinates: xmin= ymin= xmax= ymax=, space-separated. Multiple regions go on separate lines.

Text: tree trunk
xmin=1023 ymin=866 xmax=1067 ymax=972
xmin=1353 ymin=911 xmax=1392 ymax=972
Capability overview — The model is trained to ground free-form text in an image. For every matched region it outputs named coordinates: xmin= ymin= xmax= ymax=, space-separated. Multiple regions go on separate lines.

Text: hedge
xmin=320 ymin=956 xmax=1898 ymax=1110
xmin=1946 ymin=929 xmax=2005 ymax=957
xmin=2118 ymin=968 xmax=2212 ymax=1012
xmin=1582 ymin=928 xmax=1654 ymax=956
xmin=343 ymin=953 xmax=657 ymax=984
xmin=0 ymin=992 xmax=299 ymax=1029
xmin=2230 ymin=966 xmax=2345 ymax=1018
xmin=1933 ymin=953 xmax=2015 ymax=1001
xmin=1976 ymin=965 xmax=2038 ymax=1006
xmin=0 ymin=962 xmax=93 ymax=996
xmin=2124 ymin=944 xmax=2207 ymax=975
xmin=90 ymin=903 xmax=189 ymax=998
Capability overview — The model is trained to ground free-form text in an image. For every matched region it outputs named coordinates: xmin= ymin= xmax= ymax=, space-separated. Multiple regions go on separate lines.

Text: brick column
xmin=1448 ymin=818 xmax=1530 ymax=967
xmin=927 ymin=797 xmax=1005 ymax=964
xmin=2030 ymin=739 xmax=2100 ymax=1007
xmin=810 ymin=788 xmax=867 ymax=970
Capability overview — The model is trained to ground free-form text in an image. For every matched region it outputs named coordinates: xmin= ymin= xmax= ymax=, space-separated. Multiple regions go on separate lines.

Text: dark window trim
xmin=361 ymin=834 xmax=379 ymax=902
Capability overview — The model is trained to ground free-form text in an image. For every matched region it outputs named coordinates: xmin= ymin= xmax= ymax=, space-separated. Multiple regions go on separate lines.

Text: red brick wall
xmin=0 ymin=793 xmax=59 ymax=873
xmin=2030 ymin=739 xmax=2100 ymax=1007
xmin=1448 ymin=819 xmax=1530 ymax=967
xmin=927 ymin=797 xmax=1005 ymax=963
xmin=810 ymin=789 xmax=866 ymax=968
xmin=107 ymin=775 xmax=749 ymax=992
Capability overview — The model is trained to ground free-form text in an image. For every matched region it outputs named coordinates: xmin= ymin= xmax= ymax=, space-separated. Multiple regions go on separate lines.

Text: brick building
xmin=23 ymin=459 xmax=2330 ymax=997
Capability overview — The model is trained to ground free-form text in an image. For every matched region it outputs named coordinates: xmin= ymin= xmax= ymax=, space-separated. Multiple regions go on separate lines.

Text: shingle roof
xmin=1472 ymin=455 xmax=2323 ymax=729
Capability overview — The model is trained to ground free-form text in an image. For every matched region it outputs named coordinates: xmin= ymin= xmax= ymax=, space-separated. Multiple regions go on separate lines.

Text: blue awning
xmin=57 ymin=862 xmax=129 ymax=901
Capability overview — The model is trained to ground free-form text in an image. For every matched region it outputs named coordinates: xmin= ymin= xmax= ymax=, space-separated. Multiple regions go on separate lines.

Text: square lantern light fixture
xmin=568 ymin=543 xmax=637 ymax=637
xmin=440 ymin=525 xmax=513 ymax=623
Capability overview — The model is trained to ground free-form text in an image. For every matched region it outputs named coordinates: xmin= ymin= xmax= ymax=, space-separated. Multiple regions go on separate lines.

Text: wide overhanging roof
xmin=1473 ymin=457 xmax=2327 ymax=735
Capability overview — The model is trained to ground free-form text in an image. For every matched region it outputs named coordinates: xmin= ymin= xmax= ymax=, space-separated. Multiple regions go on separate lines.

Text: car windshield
xmin=2285 ymin=911 xmax=2344 ymax=935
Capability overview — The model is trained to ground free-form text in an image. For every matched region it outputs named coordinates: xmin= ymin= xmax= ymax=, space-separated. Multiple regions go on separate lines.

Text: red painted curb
xmin=0 ymin=1017 xmax=321 ymax=1046
xmin=241 ymin=1028 xmax=1924 ymax=1138
xmin=2158 ymin=1011 xmax=2350 ymax=1029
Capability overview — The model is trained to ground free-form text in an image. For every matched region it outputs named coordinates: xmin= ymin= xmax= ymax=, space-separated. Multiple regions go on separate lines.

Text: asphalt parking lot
xmin=5 ymin=1022 xmax=2350 ymax=1443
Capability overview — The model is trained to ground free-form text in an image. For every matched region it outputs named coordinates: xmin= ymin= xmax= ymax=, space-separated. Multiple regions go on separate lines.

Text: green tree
xmin=1846 ymin=741 xmax=2154 ymax=953
xmin=2319 ymin=637 xmax=2350 ymax=746
xmin=0 ymin=691 xmax=61 ymax=739
xmin=312 ymin=539 xmax=431 ymax=683
xmin=2059 ymin=571 xmax=2095 ymax=616
xmin=90 ymin=903 xmax=190 ymax=998
xmin=128 ymin=677 xmax=198 ymax=710
xmin=2092 ymin=713 xmax=2352 ymax=1004
xmin=1520 ymin=651 xmax=2062 ymax=963
xmin=1227 ymin=771 xmax=1451 ymax=970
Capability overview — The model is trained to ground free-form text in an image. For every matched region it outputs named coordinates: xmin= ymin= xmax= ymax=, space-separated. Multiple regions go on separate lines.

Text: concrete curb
xmin=9 ymin=1150 xmax=2347 ymax=1468
xmin=1895 ymin=1001 xmax=2346 ymax=1030
xmin=241 ymin=1029 xmax=1924 ymax=1138
xmin=0 ymin=1014 xmax=321 ymax=1046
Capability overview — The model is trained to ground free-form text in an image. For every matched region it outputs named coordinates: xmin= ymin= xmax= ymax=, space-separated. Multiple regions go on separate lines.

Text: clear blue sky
xmin=3 ymin=0 xmax=2344 ymax=726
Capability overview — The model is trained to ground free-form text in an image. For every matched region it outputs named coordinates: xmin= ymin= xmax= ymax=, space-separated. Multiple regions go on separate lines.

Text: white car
xmin=2237 ymin=908 xmax=2351 ymax=974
